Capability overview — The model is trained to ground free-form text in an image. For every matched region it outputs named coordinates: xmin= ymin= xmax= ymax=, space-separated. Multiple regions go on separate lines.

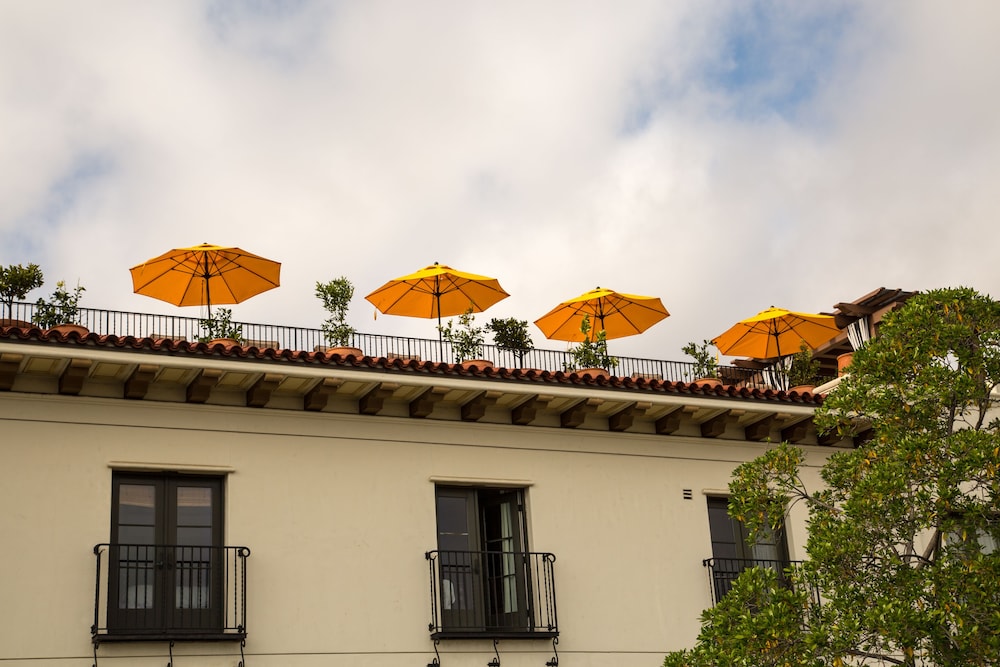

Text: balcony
xmin=703 ymin=557 xmax=817 ymax=606
xmin=426 ymin=550 xmax=558 ymax=639
xmin=1 ymin=302 xmax=816 ymax=388
xmin=92 ymin=543 xmax=250 ymax=644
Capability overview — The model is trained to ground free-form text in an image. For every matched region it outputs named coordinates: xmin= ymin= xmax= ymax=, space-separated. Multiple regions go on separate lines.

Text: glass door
xmin=480 ymin=489 xmax=528 ymax=631
xmin=108 ymin=474 xmax=223 ymax=634
xmin=435 ymin=488 xmax=485 ymax=630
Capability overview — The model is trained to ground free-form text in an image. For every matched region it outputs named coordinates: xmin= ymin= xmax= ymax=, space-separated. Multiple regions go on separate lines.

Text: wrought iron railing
xmin=2 ymin=301 xmax=829 ymax=388
xmin=92 ymin=543 xmax=249 ymax=642
xmin=703 ymin=557 xmax=813 ymax=606
xmin=426 ymin=549 xmax=558 ymax=638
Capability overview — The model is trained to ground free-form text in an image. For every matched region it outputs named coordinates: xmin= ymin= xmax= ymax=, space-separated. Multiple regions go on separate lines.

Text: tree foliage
xmin=665 ymin=287 xmax=1000 ymax=667
xmin=316 ymin=276 xmax=356 ymax=346
xmin=486 ymin=317 xmax=534 ymax=366
xmin=198 ymin=307 xmax=243 ymax=343
xmin=438 ymin=307 xmax=485 ymax=362
xmin=0 ymin=263 xmax=44 ymax=317
xmin=34 ymin=280 xmax=85 ymax=328
xmin=682 ymin=339 xmax=719 ymax=380
xmin=565 ymin=315 xmax=618 ymax=371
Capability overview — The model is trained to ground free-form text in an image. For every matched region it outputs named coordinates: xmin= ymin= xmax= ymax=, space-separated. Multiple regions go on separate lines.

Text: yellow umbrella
xmin=130 ymin=243 xmax=281 ymax=318
xmin=712 ymin=306 xmax=840 ymax=359
xmin=534 ymin=287 xmax=670 ymax=342
xmin=365 ymin=262 xmax=510 ymax=336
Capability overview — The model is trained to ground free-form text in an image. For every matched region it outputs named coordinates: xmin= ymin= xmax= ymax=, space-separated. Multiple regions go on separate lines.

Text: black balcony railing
xmin=92 ymin=543 xmax=249 ymax=643
xmin=3 ymin=301 xmax=829 ymax=388
xmin=703 ymin=557 xmax=815 ymax=606
xmin=426 ymin=550 xmax=558 ymax=639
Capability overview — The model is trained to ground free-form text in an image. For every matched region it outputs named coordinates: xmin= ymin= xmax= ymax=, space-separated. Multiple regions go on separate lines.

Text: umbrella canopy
xmin=712 ymin=306 xmax=840 ymax=359
xmin=130 ymin=243 xmax=281 ymax=317
xmin=534 ymin=287 xmax=670 ymax=342
xmin=365 ymin=262 xmax=510 ymax=332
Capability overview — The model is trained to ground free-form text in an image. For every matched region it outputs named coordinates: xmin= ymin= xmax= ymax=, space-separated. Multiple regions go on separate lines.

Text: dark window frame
xmin=106 ymin=472 xmax=227 ymax=638
xmin=430 ymin=485 xmax=557 ymax=639
xmin=705 ymin=495 xmax=790 ymax=603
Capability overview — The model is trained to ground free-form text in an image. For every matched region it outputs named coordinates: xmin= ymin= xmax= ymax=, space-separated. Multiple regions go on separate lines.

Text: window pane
xmin=117 ymin=545 xmax=155 ymax=610
xmin=436 ymin=496 xmax=470 ymax=536
xmin=175 ymin=546 xmax=212 ymax=609
xmin=176 ymin=526 xmax=213 ymax=546
xmin=438 ymin=534 xmax=470 ymax=552
xmin=707 ymin=501 xmax=735 ymax=543
xmin=176 ymin=487 xmax=213 ymax=526
xmin=119 ymin=484 xmax=156 ymax=525
xmin=119 ymin=566 xmax=155 ymax=609
xmin=118 ymin=525 xmax=155 ymax=545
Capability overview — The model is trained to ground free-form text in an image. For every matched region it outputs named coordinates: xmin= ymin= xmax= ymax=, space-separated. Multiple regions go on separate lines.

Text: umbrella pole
xmin=204 ymin=253 xmax=213 ymax=322
xmin=438 ymin=310 xmax=444 ymax=360
xmin=774 ymin=327 xmax=787 ymax=389
xmin=435 ymin=276 xmax=445 ymax=361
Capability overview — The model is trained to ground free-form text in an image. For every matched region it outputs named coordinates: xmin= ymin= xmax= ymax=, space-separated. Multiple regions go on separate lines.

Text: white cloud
xmin=2 ymin=1 xmax=999 ymax=363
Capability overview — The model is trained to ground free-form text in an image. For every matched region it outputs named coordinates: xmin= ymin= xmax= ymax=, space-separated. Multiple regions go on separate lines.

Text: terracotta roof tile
xmin=0 ymin=326 xmax=822 ymax=405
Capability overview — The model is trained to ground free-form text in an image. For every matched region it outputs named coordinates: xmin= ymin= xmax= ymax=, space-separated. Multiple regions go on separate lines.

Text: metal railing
xmin=3 ymin=301 xmax=828 ymax=388
xmin=426 ymin=549 xmax=558 ymax=638
xmin=92 ymin=543 xmax=249 ymax=642
xmin=703 ymin=557 xmax=813 ymax=606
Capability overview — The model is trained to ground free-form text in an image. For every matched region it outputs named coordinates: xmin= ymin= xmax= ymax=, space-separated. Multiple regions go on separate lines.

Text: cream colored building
xmin=0 ymin=325 xmax=843 ymax=666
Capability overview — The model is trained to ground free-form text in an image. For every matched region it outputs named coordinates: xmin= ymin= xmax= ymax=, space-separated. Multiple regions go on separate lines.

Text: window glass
xmin=176 ymin=486 xmax=213 ymax=526
xmin=119 ymin=484 xmax=156 ymax=526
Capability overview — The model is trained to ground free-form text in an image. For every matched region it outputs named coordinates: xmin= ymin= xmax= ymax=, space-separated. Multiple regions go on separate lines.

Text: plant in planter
xmin=315 ymin=276 xmax=357 ymax=349
xmin=198 ymin=307 xmax=244 ymax=344
xmin=438 ymin=307 xmax=485 ymax=363
xmin=34 ymin=280 xmax=86 ymax=329
xmin=682 ymin=339 xmax=718 ymax=382
xmin=564 ymin=315 xmax=618 ymax=372
xmin=787 ymin=339 xmax=820 ymax=389
xmin=0 ymin=263 xmax=44 ymax=320
xmin=485 ymin=317 xmax=534 ymax=367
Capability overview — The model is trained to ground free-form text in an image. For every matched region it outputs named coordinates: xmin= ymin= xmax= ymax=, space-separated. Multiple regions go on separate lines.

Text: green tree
xmin=681 ymin=339 xmax=718 ymax=380
xmin=34 ymin=280 xmax=85 ymax=328
xmin=565 ymin=315 xmax=618 ymax=371
xmin=665 ymin=287 xmax=1000 ymax=667
xmin=315 ymin=276 xmax=356 ymax=347
xmin=438 ymin=307 xmax=485 ymax=362
xmin=787 ymin=338 xmax=820 ymax=387
xmin=0 ymin=263 xmax=44 ymax=317
xmin=486 ymin=317 xmax=534 ymax=367
xmin=198 ymin=307 xmax=243 ymax=343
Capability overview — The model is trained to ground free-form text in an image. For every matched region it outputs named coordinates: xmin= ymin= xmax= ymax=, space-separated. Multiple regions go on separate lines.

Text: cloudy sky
xmin=1 ymin=1 xmax=997 ymax=362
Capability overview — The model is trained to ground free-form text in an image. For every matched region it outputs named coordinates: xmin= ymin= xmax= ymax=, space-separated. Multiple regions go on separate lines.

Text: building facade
xmin=0 ymin=325 xmax=843 ymax=666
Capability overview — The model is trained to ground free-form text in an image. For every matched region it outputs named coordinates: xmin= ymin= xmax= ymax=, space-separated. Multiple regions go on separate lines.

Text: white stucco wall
xmin=0 ymin=390 xmax=829 ymax=666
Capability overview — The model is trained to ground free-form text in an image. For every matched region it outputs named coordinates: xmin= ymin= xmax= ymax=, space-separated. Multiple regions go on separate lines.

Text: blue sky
xmin=706 ymin=3 xmax=854 ymax=120
xmin=1 ymin=1 xmax=998 ymax=361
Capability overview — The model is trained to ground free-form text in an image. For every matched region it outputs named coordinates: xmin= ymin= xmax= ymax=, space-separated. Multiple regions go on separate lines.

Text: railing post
xmin=92 ymin=544 xmax=105 ymax=639
xmin=425 ymin=551 xmax=439 ymax=634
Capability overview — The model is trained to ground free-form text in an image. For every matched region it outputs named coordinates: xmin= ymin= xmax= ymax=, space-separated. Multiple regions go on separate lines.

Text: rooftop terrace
xmin=1 ymin=301 xmax=826 ymax=391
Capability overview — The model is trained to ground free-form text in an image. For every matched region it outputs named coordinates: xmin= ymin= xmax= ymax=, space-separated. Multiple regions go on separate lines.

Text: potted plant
xmin=787 ymin=339 xmax=820 ymax=392
xmin=316 ymin=276 xmax=361 ymax=356
xmin=485 ymin=317 xmax=534 ymax=368
xmin=682 ymin=339 xmax=719 ymax=386
xmin=0 ymin=263 xmax=44 ymax=326
xmin=564 ymin=315 xmax=618 ymax=377
xmin=439 ymin=308 xmax=491 ymax=368
xmin=34 ymin=280 xmax=88 ymax=334
xmin=198 ymin=307 xmax=244 ymax=347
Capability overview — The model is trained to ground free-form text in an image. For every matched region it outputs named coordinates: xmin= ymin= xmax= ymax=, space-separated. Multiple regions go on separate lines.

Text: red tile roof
xmin=0 ymin=324 xmax=822 ymax=405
